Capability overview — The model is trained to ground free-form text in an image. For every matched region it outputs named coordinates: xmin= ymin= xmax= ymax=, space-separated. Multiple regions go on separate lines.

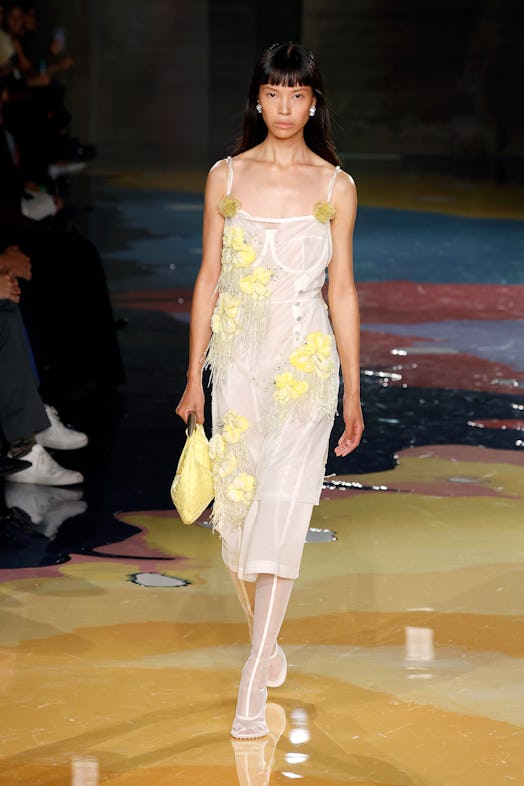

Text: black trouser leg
xmin=0 ymin=301 xmax=49 ymax=444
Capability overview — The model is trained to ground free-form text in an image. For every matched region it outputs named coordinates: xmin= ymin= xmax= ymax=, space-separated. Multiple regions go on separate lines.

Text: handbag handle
xmin=187 ymin=411 xmax=197 ymax=436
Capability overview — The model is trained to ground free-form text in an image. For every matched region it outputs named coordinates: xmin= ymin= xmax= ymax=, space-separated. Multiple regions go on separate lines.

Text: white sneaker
xmin=36 ymin=405 xmax=88 ymax=450
xmin=8 ymin=444 xmax=84 ymax=486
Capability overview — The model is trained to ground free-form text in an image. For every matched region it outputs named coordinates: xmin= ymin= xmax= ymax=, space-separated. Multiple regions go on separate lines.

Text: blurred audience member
xmin=0 ymin=277 xmax=86 ymax=486
xmin=0 ymin=109 xmax=124 ymax=398
xmin=0 ymin=4 xmax=15 ymax=75
xmin=1 ymin=4 xmax=94 ymax=182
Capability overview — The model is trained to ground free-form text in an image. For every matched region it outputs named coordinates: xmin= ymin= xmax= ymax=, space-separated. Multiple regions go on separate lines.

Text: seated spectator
xmin=0 ymin=3 xmax=15 ymax=76
xmin=1 ymin=5 xmax=93 ymax=183
xmin=3 ymin=2 xmax=51 ymax=88
xmin=24 ymin=5 xmax=76 ymax=79
xmin=0 ymin=273 xmax=87 ymax=486
xmin=0 ymin=114 xmax=124 ymax=398
xmin=4 ymin=3 xmax=29 ymax=71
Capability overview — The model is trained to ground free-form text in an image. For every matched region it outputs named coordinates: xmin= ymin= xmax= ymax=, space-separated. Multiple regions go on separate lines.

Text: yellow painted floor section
xmin=95 ymin=166 xmax=524 ymax=220
xmin=1 ymin=445 xmax=523 ymax=785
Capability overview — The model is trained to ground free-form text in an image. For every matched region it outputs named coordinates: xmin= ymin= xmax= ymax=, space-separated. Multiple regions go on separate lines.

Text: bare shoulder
xmin=309 ymin=153 xmax=353 ymax=188
xmin=330 ymin=169 xmax=357 ymax=232
xmin=205 ymin=159 xmax=229 ymax=201
xmin=334 ymin=169 xmax=356 ymax=197
xmin=207 ymin=158 xmax=229 ymax=186
xmin=332 ymin=169 xmax=357 ymax=212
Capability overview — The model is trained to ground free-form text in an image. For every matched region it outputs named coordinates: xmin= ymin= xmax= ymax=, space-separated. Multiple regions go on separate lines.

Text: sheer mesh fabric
xmin=231 ymin=574 xmax=293 ymax=739
xmin=229 ymin=569 xmax=288 ymax=688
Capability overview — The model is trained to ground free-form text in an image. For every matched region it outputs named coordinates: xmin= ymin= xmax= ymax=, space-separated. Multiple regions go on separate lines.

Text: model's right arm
xmin=175 ymin=161 xmax=227 ymax=424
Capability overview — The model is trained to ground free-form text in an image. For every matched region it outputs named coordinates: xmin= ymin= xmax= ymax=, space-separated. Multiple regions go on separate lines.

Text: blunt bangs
xmin=259 ymin=44 xmax=316 ymax=89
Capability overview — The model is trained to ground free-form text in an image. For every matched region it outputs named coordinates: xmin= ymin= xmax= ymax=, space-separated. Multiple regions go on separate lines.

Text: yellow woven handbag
xmin=171 ymin=413 xmax=214 ymax=525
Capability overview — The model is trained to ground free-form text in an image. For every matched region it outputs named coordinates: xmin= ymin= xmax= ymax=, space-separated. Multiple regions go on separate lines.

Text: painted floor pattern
xmin=1 ymin=167 xmax=523 ymax=785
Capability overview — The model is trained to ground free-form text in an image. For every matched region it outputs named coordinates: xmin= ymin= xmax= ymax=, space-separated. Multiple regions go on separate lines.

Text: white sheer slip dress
xmin=206 ymin=156 xmax=341 ymax=581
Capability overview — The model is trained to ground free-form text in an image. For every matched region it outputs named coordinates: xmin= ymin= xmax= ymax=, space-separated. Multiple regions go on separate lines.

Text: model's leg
xmin=229 ymin=569 xmax=288 ymax=689
xmin=231 ymin=573 xmax=293 ymax=739
xmin=229 ymin=568 xmax=255 ymax=640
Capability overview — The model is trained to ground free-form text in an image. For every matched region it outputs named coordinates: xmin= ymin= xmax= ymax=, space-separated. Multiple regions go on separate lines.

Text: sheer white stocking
xmin=231 ymin=574 xmax=293 ymax=739
xmin=229 ymin=568 xmax=255 ymax=640
xmin=229 ymin=569 xmax=288 ymax=689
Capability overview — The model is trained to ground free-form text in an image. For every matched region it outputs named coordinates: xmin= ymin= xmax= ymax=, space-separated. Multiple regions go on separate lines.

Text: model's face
xmin=258 ymin=83 xmax=315 ymax=137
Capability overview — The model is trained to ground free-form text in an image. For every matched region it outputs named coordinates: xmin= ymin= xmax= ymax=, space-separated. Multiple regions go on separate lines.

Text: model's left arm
xmin=327 ymin=172 xmax=364 ymax=456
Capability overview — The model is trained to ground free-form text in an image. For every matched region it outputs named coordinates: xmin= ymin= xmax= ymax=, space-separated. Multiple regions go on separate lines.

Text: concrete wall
xmin=47 ymin=0 xmax=524 ymax=168
xmin=303 ymin=0 xmax=524 ymax=159
xmin=54 ymin=0 xmax=208 ymax=168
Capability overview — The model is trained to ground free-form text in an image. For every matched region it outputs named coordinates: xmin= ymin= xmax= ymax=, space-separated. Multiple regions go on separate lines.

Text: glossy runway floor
xmin=1 ymin=165 xmax=523 ymax=785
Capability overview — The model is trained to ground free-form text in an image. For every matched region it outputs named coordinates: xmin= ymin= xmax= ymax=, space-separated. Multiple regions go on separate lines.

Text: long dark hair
xmin=233 ymin=42 xmax=341 ymax=167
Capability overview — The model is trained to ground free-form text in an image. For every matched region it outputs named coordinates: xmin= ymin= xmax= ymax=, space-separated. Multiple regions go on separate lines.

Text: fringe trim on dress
xmin=209 ymin=410 xmax=257 ymax=533
xmin=205 ymin=224 xmax=272 ymax=385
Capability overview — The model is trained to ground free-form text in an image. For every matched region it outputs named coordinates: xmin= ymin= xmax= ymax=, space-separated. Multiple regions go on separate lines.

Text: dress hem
xmin=223 ymin=558 xmax=300 ymax=582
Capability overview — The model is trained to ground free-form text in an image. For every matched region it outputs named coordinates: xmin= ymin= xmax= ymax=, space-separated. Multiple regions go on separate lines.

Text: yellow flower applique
xmin=208 ymin=433 xmax=225 ymax=462
xmin=218 ymin=195 xmax=240 ymax=218
xmin=273 ymin=371 xmax=309 ymax=403
xmin=226 ymin=472 xmax=256 ymax=505
xmin=209 ymin=433 xmax=238 ymax=478
xmin=239 ymin=267 xmax=272 ymax=299
xmin=216 ymin=452 xmax=238 ymax=479
xmin=313 ymin=201 xmax=336 ymax=223
xmin=222 ymin=410 xmax=249 ymax=444
xmin=290 ymin=332 xmax=334 ymax=378
xmin=222 ymin=226 xmax=257 ymax=269
xmin=211 ymin=292 xmax=240 ymax=336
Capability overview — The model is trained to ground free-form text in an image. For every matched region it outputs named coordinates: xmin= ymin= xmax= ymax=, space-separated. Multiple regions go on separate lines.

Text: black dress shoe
xmin=0 ymin=457 xmax=31 ymax=478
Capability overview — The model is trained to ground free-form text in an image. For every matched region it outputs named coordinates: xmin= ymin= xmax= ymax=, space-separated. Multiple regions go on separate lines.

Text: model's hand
xmin=176 ymin=380 xmax=205 ymax=425
xmin=1 ymin=247 xmax=32 ymax=280
xmin=334 ymin=394 xmax=364 ymax=456
xmin=0 ymin=272 xmax=21 ymax=303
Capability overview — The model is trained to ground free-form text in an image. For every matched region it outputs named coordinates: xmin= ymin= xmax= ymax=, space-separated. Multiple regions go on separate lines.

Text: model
xmin=176 ymin=42 xmax=363 ymax=739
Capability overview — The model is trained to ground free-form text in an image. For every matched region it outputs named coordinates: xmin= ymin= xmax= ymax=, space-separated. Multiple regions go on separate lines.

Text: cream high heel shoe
xmin=231 ymin=653 xmax=270 ymax=739
xmin=267 ymin=644 xmax=287 ymax=688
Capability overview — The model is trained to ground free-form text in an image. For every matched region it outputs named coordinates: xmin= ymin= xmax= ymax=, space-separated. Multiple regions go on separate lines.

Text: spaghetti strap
xmin=327 ymin=165 xmax=341 ymax=201
xmin=225 ymin=156 xmax=234 ymax=195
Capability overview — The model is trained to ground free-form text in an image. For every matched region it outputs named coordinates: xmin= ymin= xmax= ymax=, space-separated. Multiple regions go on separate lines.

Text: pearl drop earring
xmin=309 ymin=106 xmax=316 ymax=117
xmin=256 ymin=103 xmax=262 ymax=114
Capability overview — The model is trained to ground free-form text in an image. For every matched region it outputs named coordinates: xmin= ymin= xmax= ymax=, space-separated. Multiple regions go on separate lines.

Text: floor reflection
xmin=231 ymin=703 xmax=286 ymax=786
xmin=4 ymin=483 xmax=87 ymax=540
xmin=71 ymin=756 xmax=99 ymax=786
